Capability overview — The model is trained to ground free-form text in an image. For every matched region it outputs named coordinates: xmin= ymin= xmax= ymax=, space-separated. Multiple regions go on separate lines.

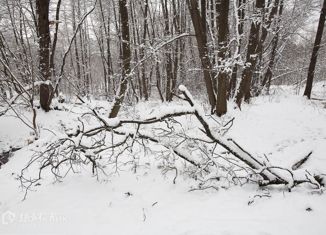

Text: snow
xmin=227 ymin=90 xmax=326 ymax=173
xmin=1 ymin=84 xmax=326 ymax=235
xmin=0 ymin=114 xmax=31 ymax=152
xmin=0 ymin=168 xmax=325 ymax=235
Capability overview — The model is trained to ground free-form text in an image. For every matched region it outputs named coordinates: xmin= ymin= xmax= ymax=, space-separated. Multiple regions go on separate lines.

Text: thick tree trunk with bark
xmin=303 ymin=0 xmax=326 ymax=99
xmin=235 ymin=0 xmax=264 ymax=108
xmin=109 ymin=0 xmax=131 ymax=118
xmin=215 ymin=0 xmax=230 ymax=117
xmin=36 ymin=0 xmax=52 ymax=112
xmin=187 ymin=0 xmax=216 ymax=112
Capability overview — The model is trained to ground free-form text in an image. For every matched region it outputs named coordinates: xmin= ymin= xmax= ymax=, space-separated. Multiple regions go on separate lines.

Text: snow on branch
xmin=18 ymin=86 xmax=324 ymax=198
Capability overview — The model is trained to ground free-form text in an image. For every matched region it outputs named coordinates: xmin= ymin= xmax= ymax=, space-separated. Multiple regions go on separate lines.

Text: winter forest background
xmin=0 ymin=0 xmax=326 ymax=234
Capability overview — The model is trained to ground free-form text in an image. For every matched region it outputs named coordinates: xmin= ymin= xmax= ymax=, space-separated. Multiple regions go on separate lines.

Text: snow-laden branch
xmin=178 ymin=85 xmax=324 ymax=188
xmin=19 ymin=86 xmax=324 ymax=197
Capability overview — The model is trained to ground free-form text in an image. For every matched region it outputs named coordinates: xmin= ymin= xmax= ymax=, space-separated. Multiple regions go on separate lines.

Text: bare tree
xmin=49 ymin=0 xmax=62 ymax=78
xmin=303 ymin=0 xmax=326 ymax=99
xmin=215 ymin=0 xmax=230 ymax=116
xmin=187 ymin=0 xmax=216 ymax=113
xmin=36 ymin=0 xmax=52 ymax=112
xmin=109 ymin=0 xmax=131 ymax=118
xmin=229 ymin=0 xmax=246 ymax=98
xmin=262 ymin=0 xmax=284 ymax=93
xmin=235 ymin=0 xmax=265 ymax=108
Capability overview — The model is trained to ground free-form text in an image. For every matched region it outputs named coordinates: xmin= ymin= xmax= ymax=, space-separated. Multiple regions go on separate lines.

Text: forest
xmin=0 ymin=0 xmax=326 ymax=234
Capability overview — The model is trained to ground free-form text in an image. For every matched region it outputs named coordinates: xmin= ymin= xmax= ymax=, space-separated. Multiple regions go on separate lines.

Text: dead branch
xmin=18 ymin=86 xmax=324 ymax=198
xmin=292 ymin=151 xmax=312 ymax=170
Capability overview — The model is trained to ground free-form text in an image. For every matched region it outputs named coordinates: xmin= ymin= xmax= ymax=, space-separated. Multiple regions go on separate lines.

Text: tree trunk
xmin=36 ymin=0 xmax=52 ymax=112
xmin=71 ymin=0 xmax=81 ymax=85
xmin=229 ymin=0 xmax=246 ymax=98
xmin=129 ymin=1 xmax=141 ymax=101
xmin=109 ymin=0 xmax=131 ymax=118
xmin=187 ymin=0 xmax=216 ymax=113
xmin=161 ymin=0 xmax=174 ymax=102
xmin=170 ymin=0 xmax=181 ymax=102
xmin=303 ymin=0 xmax=326 ymax=99
xmin=50 ymin=0 xmax=62 ymax=77
xmin=215 ymin=0 xmax=230 ymax=117
xmin=235 ymin=0 xmax=264 ymax=108
xmin=262 ymin=0 xmax=284 ymax=93
xmin=141 ymin=0 xmax=149 ymax=100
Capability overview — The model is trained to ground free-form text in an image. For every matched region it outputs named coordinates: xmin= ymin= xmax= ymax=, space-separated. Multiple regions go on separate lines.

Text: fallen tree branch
xmin=18 ymin=86 xmax=324 ymax=198
xmin=292 ymin=151 xmax=312 ymax=170
xmin=178 ymin=85 xmax=324 ymax=188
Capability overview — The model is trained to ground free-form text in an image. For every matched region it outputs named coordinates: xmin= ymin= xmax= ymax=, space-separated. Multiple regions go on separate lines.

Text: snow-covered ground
xmin=1 ymin=84 xmax=326 ymax=235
